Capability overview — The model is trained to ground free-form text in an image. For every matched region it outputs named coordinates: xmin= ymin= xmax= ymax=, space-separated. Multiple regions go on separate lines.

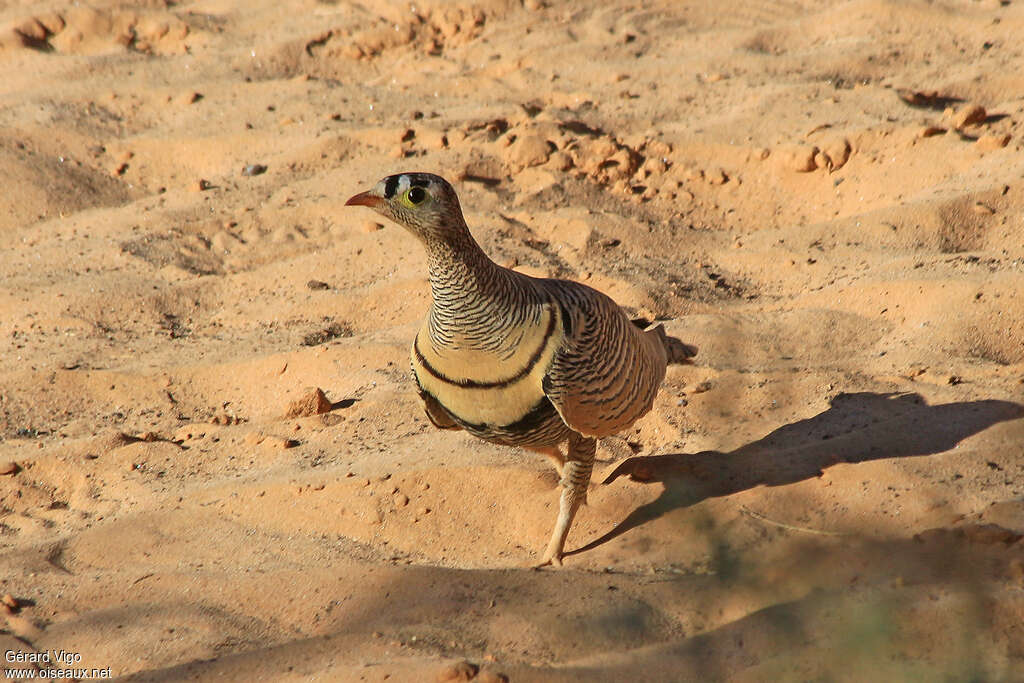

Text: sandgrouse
xmin=346 ymin=172 xmax=696 ymax=566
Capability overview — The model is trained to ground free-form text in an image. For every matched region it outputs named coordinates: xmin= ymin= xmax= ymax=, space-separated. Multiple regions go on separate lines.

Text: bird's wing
xmin=541 ymin=281 xmax=669 ymax=438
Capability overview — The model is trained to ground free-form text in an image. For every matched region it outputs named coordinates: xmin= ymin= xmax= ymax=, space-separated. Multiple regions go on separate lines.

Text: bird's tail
xmin=633 ymin=319 xmax=698 ymax=365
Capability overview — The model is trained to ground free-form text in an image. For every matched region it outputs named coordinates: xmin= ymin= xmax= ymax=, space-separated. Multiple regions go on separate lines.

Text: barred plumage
xmin=346 ymin=172 xmax=697 ymax=566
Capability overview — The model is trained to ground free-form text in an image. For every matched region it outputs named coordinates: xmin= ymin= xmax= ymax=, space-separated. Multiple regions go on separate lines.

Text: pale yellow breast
xmin=411 ymin=304 xmax=564 ymax=427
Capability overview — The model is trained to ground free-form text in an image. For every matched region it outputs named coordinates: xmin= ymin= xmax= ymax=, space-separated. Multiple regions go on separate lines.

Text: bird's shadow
xmin=571 ymin=391 xmax=1024 ymax=556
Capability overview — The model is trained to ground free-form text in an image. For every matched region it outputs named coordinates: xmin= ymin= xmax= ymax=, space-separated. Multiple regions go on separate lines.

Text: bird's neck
xmin=422 ymin=230 xmax=534 ymax=348
xmin=424 ymin=230 xmax=502 ymax=307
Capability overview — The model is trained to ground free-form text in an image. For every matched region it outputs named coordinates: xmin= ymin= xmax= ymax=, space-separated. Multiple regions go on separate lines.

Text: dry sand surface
xmin=2 ymin=0 xmax=1024 ymax=680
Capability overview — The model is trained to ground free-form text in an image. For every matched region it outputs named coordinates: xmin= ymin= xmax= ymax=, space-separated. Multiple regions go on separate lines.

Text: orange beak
xmin=345 ymin=191 xmax=382 ymax=208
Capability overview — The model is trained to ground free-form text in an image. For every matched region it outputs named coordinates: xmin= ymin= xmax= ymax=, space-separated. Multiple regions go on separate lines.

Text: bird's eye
xmin=407 ymin=186 xmax=427 ymax=205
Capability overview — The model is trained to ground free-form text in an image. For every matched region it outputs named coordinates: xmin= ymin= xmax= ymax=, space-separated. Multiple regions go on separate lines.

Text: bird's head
xmin=346 ymin=172 xmax=467 ymax=244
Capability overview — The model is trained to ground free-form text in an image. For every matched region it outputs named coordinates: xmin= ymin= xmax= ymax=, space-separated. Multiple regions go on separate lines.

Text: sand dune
xmin=2 ymin=0 xmax=1024 ymax=680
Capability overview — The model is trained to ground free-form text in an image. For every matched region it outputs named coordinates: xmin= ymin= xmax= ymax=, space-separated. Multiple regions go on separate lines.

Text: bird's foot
xmin=533 ymin=547 xmax=564 ymax=569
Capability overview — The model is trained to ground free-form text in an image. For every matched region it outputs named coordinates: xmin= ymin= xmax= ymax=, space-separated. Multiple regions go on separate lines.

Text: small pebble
xmin=16 ymin=18 xmax=48 ymax=41
xmin=285 ymin=387 xmax=332 ymax=418
xmin=242 ymin=163 xmax=268 ymax=176
xmin=546 ymin=150 xmax=573 ymax=171
xmin=776 ymin=144 xmax=818 ymax=172
xmin=306 ymin=279 xmax=330 ymax=290
xmin=0 ymin=461 xmax=20 ymax=476
xmin=506 ymin=134 xmax=552 ymax=168
xmin=976 ymin=133 xmax=1011 ymax=151
xmin=692 ymin=380 xmax=713 ymax=394
xmin=436 ymin=660 xmax=478 ymax=682
xmin=953 ymin=103 xmax=986 ymax=129
xmin=706 ymin=167 xmax=729 ymax=185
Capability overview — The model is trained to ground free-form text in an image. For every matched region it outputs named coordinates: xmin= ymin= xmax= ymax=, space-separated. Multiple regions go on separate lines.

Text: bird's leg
xmin=537 ymin=433 xmax=596 ymax=568
xmin=526 ymin=445 xmax=566 ymax=478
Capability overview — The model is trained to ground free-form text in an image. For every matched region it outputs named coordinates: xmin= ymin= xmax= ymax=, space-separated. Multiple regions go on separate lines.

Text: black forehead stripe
xmin=383 ymin=175 xmax=400 ymax=198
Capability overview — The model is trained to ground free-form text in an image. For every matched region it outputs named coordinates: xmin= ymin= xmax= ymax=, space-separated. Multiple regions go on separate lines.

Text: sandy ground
xmin=2 ymin=0 xmax=1024 ymax=680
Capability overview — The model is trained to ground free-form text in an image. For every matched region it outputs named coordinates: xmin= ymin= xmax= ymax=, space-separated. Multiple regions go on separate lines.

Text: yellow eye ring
xmin=407 ymin=186 xmax=427 ymax=205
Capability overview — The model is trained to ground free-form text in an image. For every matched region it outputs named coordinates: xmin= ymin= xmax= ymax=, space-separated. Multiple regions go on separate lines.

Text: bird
xmin=346 ymin=172 xmax=696 ymax=566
